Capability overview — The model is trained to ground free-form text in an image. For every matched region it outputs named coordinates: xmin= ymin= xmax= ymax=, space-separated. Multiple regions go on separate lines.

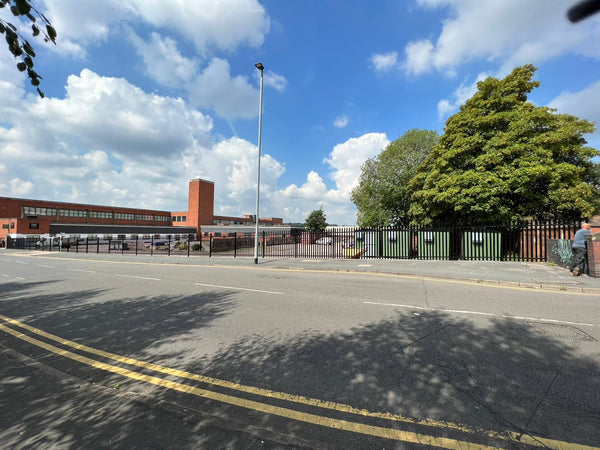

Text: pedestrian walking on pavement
xmin=571 ymin=222 xmax=591 ymax=276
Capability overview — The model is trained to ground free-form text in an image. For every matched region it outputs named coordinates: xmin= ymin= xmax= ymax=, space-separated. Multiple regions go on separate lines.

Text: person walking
xmin=571 ymin=223 xmax=591 ymax=276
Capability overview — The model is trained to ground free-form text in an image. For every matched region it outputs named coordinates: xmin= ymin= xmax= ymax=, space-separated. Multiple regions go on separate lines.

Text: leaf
xmin=46 ymin=24 xmax=56 ymax=43
xmin=10 ymin=5 xmax=19 ymax=16
xmin=31 ymin=24 xmax=39 ymax=36
xmin=36 ymin=87 xmax=44 ymax=98
xmin=23 ymin=40 xmax=35 ymax=56
xmin=0 ymin=23 xmax=5 ymax=33
xmin=16 ymin=61 xmax=26 ymax=71
xmin=24 ymin=55 xmax=33 ymax=67
xmin=15 ymin=0 xmax=31 ymax=15
xmin=30 ymin=77 xmax=39 ymax=86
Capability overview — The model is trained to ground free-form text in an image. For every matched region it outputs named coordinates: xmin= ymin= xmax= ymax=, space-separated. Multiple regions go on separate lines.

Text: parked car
xmin=316 ymin=237 xmax=333 ymax=245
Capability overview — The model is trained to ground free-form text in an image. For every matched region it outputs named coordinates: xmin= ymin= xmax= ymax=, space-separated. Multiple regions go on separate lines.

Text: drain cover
xmin=527 ymin=322 xmax=597 ymax=342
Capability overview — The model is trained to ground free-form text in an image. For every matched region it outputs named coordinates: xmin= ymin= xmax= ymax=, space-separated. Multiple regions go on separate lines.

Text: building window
xmin=24 ymin=206 xmax=57 ymax=216
xmin=60 ymin=209 xmax=87 ymax=218
xmin=1 ymin=224 xmax=9 ymax=229
xmin=155 ymin=215 xmax=171 ymax=222
xmin=11 ymin=223 xmax=14 ymax=229
xmin=135 ymin=214 xmax=153 ymax=221
xmin=114 ymin=213 xmax=135 ymax=220
xmin=29 ymin=223 xmax=39 ymax=229
xmin=89 ymin=211 xmax=112 ymax=219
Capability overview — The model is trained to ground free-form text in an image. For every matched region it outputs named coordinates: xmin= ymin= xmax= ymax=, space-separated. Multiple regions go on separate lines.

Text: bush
xmin=174 ymin=242 xmax=188 ymax=250
xmin=192 ymin=243 xmax=202 ymax=251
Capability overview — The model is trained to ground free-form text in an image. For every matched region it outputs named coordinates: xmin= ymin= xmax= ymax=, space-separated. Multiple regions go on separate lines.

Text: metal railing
xmin=7 ymin=220 xmax=582 ymax=262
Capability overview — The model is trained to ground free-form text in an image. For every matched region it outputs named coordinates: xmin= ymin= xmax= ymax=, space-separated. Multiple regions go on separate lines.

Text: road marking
xmin=6 ymin=253 xmax=599 ymax=297
xmin=113 ymin=274 xmax=160 ymax=281
xmin=15 ymin=277 xmax=25 ymax=280
xmin=13 ymin=261 xmax=29 ymax=265
xmin=0 ymin=322 xmax=521 ymax=450
xmin=1 ymin=274 xmax=9 ymax=278
xmin=363 ymin=302 xmax=600 ymax=328
xmin=36 ymin=264 xmax=56 ymax=268
xmin=195 ymin=283 xmax=283 ymax=295
xmin=67 ymin=268 xmax=96 ymax=274
xmin=0 ymin=314 xmax=597 ymax=450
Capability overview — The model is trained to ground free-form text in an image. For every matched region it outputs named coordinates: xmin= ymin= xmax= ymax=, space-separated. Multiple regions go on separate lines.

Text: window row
xmin=23 ymin=205 xmax=172 ymax=222
xmin=24 ymin=206 xmax=57 ymax=216
xmin=173 ymin=216 xmax=187 ymax=222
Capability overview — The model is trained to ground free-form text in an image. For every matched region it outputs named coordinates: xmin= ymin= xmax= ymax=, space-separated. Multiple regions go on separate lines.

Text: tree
xmin=304 ymin=207 xmax=327 ymax=231
xmin=351 ymin=129 xmax=439 ymax=227
xmin=0 ymin=0 xmax=57 ymax=97
xmin=409 ymin=65 xmax=599 ymax=226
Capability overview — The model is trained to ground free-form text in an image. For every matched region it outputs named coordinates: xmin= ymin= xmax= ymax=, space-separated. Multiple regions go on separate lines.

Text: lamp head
xmin=255 ymin=62 xmax=264 ymax=71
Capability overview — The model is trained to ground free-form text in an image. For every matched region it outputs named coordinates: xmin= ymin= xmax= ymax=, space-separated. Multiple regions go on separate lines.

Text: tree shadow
xmin=190 ymin=311 xmax=600 ymax=447
xmin=0 ymin=279 xmax=263 ymax=449
xmin=2 ymin=278 xmax=599 ymax=448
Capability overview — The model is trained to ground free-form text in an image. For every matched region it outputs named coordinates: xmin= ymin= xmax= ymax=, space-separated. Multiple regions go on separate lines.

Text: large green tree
xmin=0 ymin=0 xmax=56 ymax=97
xmin=304 ymin=207 xmax=327 ymax=231
xmin=409 ymin=65 xmax=599 ymax=226
xmin=351 ymin=129 xmax=439 ymax=227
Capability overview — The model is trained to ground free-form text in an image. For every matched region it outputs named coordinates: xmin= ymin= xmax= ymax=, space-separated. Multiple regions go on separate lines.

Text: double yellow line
xmin=0 ymin=313 xmax=595 ymax=449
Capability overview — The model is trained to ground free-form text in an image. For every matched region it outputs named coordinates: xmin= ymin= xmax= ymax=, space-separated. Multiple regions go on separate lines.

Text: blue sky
xmin=1 ymin=0 xmax=599 ymax=225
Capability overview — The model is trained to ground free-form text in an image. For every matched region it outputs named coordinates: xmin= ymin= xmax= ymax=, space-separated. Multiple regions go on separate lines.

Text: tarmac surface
xmin=2 ymin=249 xmax=600 ymax=449
xmin=6 ymin=248 xmax=598 ymax=294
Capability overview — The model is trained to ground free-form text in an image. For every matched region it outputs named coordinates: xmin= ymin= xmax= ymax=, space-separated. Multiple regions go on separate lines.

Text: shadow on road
xmin=1 ymin=278 xmax=599 ymax=448
xmin=193 ymin=311 xmax=600 ymax=447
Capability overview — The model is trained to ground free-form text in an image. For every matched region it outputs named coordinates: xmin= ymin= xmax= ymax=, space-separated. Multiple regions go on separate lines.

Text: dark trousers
xmin=571 ymin=247 xmax=587 ymax=274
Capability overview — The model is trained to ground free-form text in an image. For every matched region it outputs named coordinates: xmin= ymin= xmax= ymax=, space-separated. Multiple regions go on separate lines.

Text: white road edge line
xmin=37 ymin=264 xmax=56 ymax=268
xmin=363 ymin=301 xmax=600 ymax=328
xmin=13 ymin=261 xmax=29 ymax=265
xmin=67 ymin=268 xmax=96 ymax=274
xmin=195 ymin=283 xmax=283 ymax=295
xmin=113 ymin=274 xmax=160 ymax=281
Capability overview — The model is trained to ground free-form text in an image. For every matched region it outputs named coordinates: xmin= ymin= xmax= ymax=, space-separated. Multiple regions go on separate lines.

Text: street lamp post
xmin=254 ymin=62 xmax=264 ymax=264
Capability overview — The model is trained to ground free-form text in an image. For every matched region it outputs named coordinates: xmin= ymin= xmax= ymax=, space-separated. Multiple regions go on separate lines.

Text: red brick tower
xmin=187 ymin=178 xmax=214 ymax=230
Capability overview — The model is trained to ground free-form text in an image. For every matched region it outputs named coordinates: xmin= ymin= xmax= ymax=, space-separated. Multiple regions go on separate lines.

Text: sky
xmin=1 ymin=0 xmax=599 ymax=226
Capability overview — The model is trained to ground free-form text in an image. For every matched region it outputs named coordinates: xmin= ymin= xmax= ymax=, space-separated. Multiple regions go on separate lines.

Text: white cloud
xmin=8 ymin=178 xmax=35 ymax=197
xmin=264 ymin=71 xmax=288 ymax=92
xmin=187 ymin=58 xmax=259 ymax=120
xmin=127 ymin=0 xmax=270 ymax=56
xmin=43 ymin=0 xmax=270 ymax=58
xmin=404 ymin=40 xmax=434 ymax=76
xmin=370 ymin=51 xmax=399 ymax=73
xmin=437 ymin=72 xmax=489 ymax=120
xmin=323 ymin=133 xmax=390 ymax=201
xmin=334 ymin=115 xmax=349 ymax=128
xmin=404 ymin=0 xmax=600 ymax=76
xmin=129 ymin=31 xmax=198 ymax=88
xmin=549 ymin=80 xmax=600 ymax=148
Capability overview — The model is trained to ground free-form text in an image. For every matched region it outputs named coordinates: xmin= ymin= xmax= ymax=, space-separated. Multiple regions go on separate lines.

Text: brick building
xmin=0 ymin=178 xmax=283 ymax=245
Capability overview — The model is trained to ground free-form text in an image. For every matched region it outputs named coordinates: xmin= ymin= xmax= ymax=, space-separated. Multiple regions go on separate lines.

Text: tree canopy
xmin=351 ymin=129 xmax=439 ymax=227
xmin=304 ymin=207 xmax=327 ymax=231
xmin=0 ymin=0 xmax=56 ymax=97
xmin=409 ymin=65 xmax=599 ymax=226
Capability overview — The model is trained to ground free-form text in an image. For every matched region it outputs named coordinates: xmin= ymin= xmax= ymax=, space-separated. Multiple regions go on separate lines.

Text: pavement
xmin=3 ymin=248 xmax=600 ymax=294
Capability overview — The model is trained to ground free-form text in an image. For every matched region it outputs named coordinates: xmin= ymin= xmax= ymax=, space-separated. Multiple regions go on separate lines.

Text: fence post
xmin=151 ymin=236 xmax=154 ymax=256
xmin=234 ymin=232 xmax=237 ymax=258
xmin=135 ymin=236 xmax=138 ymax=256
xmin=262 ymin=231 xmax=266 ymax=258
xmin=122 ymin=238 xmax=124 ymax=255
xmin=168 ymin=235 xmax=171 ymax=256
xmin=209 ymin=236 xmax=212 ymax=257
xmin=108 ymin=239 xmax=111 ymax=254
xmin=188 ymin=234 xmax=191 ymax=257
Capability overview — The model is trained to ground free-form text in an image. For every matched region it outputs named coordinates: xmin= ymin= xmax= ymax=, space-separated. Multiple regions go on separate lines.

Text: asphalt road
xmin=1 ymin=252 xmax=599 ymax=449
